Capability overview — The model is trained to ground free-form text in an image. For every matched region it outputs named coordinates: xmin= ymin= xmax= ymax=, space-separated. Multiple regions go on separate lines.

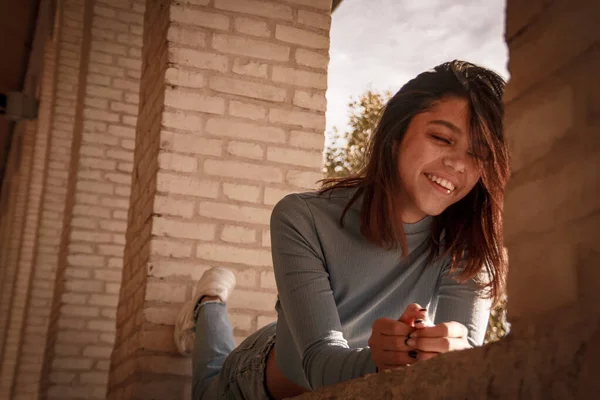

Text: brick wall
xmin=108 ymin=0 xmax=331 ymax=397
xmin=0 ymin=119 xmax=37 ymax=398
xmin=0 ymin=120 xmax=35 ymax=397
xmin=0 ymin=122 xmax=25 ymax=356
xmin=0 ymin=5 xmax=57 ymax=392
xmin=12 ymin=32 xmax=59 ymax=399
xmin=41 ymin=0 xmax=145 ymax=398
xmin=37 ymin=0 xmax=91 ymax=397
xmin=10 ymin=22 xmax=60 ymax=398
xmin=108 ymin=0 xmax=167 ymax=395
xmin=0 ymin=3 xmax=68 ymax=399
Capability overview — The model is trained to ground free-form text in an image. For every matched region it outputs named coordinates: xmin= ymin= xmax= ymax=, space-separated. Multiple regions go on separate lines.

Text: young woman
xmin=174 ymin=60 xmax=509 ymax=399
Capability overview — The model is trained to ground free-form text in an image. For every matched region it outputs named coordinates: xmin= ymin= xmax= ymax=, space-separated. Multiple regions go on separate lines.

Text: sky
xmin=325 ymin=0 xmax=509 ymax=145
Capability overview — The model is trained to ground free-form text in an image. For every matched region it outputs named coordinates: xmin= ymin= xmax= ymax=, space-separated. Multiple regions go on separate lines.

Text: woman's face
xmin=396 ymin=97 xmax=482 ymax=223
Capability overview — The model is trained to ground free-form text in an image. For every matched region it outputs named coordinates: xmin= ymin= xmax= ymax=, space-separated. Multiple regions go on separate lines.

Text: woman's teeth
xmin=426 ymin=173 xmax=455 ymax=193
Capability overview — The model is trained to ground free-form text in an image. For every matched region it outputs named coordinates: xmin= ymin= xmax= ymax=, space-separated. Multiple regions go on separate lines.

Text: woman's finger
xmin=374 ymin=349 xmax=439 ymax=369
xmin=373 ymin=318 xmax=413 ymax=336
xmin=378 ymin=334 xmax=413 ymax=351
xmin=412 ymin=321 xmax=468 ymax=339
xmin=416 ymin=351 xmax=438 ymax=361
xmin=409 ymin=336 xmax=470 ymax=353
xmin=398 ymin=303 xmax=428 ymax=326
xmin=413 ymin=312 xmax=434 ymax=329
xmin=376 ymin=350 xmax=417 ymax=366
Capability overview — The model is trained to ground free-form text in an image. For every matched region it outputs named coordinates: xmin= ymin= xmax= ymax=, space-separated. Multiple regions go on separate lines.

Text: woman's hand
xmin=368 ymin=303 xmax=427 ymax=371
xmin=406 ymin=321 xmax=471 ymax=361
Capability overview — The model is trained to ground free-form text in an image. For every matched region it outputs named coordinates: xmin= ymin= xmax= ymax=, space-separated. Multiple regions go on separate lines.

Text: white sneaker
xmin=193 ymin=267 xmax=236 ymax=304
xmin=174 ymin=267 xmax=237 ymax=356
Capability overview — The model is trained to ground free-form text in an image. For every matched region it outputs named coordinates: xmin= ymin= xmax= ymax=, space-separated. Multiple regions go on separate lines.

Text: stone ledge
xmin=294 ymin=306 xmax=599 ymax=399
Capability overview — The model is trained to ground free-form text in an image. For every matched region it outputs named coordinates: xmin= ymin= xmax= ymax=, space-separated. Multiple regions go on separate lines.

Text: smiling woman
xmin=321 ymin=61 xmax=508 ymax=301
xmin=174 ymin=60 xmax=509 ymax=400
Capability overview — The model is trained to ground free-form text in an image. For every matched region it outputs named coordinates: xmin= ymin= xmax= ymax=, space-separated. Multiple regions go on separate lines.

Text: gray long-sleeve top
xmin=270 ymin=188 xmax=492 ymax=390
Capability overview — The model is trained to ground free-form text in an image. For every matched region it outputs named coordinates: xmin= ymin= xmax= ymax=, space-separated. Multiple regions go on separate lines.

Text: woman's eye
xmin=431 ymin=135 xmax=452 ymax=145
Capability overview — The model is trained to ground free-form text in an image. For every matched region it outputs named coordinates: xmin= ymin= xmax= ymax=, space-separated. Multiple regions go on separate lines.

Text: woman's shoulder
xmin=270 ymin=188 xmax=361 ymax=253
xmin=272 ymin=187 xmax=358 ymax=218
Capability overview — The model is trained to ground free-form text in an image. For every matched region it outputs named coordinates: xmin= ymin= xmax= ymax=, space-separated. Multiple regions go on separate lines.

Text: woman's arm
xmin=270 ymin=194 xmax=377 ymax=389
xmin=432 ymin=263 xmax=492 ymax=347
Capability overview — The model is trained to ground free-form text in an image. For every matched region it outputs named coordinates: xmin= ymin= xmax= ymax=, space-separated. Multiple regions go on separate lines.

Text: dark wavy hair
xmin=321 ymin=60 xmax=509 ymax=305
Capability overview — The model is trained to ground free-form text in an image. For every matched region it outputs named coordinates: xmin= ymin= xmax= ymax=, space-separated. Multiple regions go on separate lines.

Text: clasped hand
xmin=368 ymin=303 xmax=471 ymax=371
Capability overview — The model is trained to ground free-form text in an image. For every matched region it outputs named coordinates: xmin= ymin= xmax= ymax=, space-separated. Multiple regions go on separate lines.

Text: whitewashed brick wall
xmin=0 ymin=3 xmax=75 ymax=400
xmin=0 ymin=119 xmax=38 ymax=398
xmin=36 ymin=1 xmax=94 ymax=398
xmin=109 ymin=0 xmax=331 ymax=397
xmin=3 ymin=15 xmax=61 ymax=399
xmin=0 ymin=120 xmax=36 ymax=399
xmin=42 ymin=0 xmax=145 ymax=398
xmin=0 ymin=127 xmax=23 ymax=352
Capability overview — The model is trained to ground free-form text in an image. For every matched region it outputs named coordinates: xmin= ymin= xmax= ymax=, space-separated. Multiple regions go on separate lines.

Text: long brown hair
xmin=321 ymin=60 xmax=509 ymax=305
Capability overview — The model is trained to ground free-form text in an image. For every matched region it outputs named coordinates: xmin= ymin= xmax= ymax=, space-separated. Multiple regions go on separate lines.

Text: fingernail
xmin=407 ymin=338 xmax=416 ymax=347
xmin=408 ymin=350 xmax=418 ymax=359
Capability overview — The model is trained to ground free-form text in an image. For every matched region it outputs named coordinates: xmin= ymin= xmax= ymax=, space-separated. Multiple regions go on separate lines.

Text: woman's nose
xmin=443 ymin=154 xmax=466 ymax=174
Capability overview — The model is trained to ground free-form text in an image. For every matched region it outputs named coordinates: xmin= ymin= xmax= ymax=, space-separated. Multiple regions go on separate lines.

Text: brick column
xmin=40 ymin=0 xmax=145 ymax=398
xmin=108 ymin=0 xmax=331 ymax=397
xmin=35 ymin=0 xmax=92 ymax=398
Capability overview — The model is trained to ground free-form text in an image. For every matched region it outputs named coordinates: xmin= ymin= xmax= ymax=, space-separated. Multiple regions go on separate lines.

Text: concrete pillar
xmin=40 ymin=0 xmax=145 ymax=398
xmin=108 ymin=0 xmax=331 ymax=397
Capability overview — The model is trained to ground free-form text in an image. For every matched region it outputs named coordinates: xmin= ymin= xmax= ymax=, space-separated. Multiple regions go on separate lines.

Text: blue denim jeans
xmin=192 ymin=301 xmax=276 ymax=400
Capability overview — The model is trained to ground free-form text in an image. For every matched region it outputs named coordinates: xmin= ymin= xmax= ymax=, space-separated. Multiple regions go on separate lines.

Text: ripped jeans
xmin=192 ymin=301 xmax=276 ymax=400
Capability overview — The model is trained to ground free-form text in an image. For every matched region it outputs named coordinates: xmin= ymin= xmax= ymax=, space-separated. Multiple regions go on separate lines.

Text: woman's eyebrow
xmin=429 ymin=119 xmax=463 ymax=136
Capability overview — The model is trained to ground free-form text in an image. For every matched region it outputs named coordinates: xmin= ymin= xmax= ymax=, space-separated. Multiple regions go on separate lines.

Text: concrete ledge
xmin=294 ymin=306 xmax=599 ymax=399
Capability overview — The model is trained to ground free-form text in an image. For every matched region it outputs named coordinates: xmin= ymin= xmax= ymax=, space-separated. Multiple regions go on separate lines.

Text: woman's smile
xmin=424 ymin=173 xmax=457 ymax=194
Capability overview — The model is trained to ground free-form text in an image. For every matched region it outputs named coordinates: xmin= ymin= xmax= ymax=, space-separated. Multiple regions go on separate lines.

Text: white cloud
xmin=325 ymin=0 xmax=508 ymax=142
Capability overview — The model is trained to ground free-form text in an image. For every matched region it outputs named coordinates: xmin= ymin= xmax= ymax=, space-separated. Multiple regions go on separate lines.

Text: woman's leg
xmin=192 ymin=305 xmax=279 ymax=400
xmin=174 ymin=267 xmax=237 ymax=399
xmin=191 ymin=300 xmax=236 ymax=399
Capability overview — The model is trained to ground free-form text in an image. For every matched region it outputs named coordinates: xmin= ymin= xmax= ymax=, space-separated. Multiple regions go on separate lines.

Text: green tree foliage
xmin=323 ymin=89 xmax=508 ymax=344
xmin=484 ymin=297 xmax=508 ymax=343
xmin=324 ymin=90 xmax=391 ymax=178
